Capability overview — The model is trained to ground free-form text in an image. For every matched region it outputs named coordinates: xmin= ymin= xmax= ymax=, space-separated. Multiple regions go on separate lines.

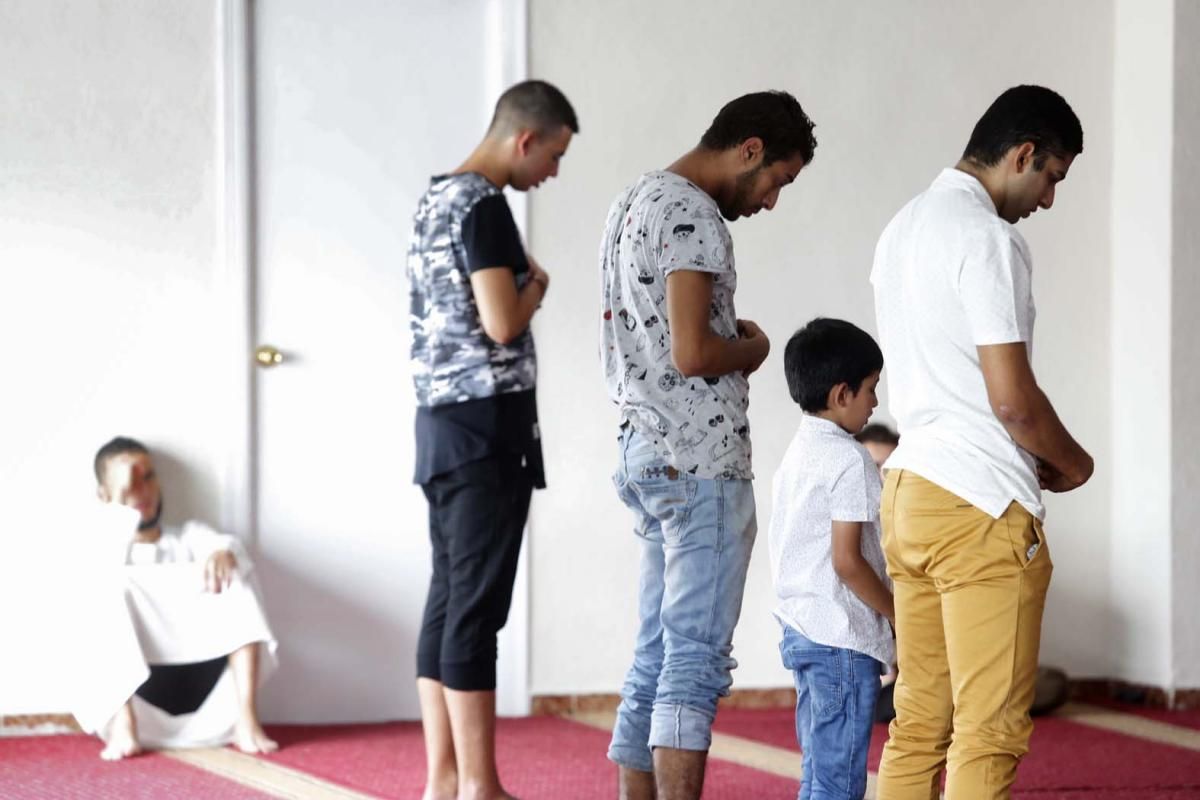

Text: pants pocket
xmin=788 ymin=644 xmax=846 ymax=721
xmin=642 ymin=476 xmax=697 ymax=546
xmin=812 ymin=676 xmax=846 ymax=721
xmin=1005 ymin=505 xmax=1049 ymax=569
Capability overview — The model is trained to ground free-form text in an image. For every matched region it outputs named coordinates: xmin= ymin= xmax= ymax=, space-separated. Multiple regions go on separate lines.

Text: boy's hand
xmin=736 ymin=319 xmax=770 ymax=376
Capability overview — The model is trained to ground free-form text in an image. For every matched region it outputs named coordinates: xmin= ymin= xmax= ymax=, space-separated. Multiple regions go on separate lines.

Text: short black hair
xmin=699 ymin=91 xmax=817 ymax=167
xmin=488 ymin=79 xmax=579 ymax=137
xmin=962 ymin=85 xmax=1083 ymax=169
xmin=784 ymin=318 xmax=883 ymax=413
xmin=94 ymin=436 xmax=149 ymax=483
xmin=855 ymin=423 xmax=899 ymax=446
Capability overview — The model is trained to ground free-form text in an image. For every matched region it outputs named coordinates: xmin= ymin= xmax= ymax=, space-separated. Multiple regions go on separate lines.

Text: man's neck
xmin=666 ymin=148 xmax=725 ymax=203
xmin=954 ymin=159 xmax=1005 ymax=215
xmin=454 ymin=139 xmax=511 ymax=190
xmin=134 ymin=526 xmax=162 ymax=545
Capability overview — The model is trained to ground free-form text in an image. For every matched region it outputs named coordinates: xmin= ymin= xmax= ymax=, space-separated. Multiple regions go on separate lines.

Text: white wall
xmin=1170 ymin=0 xmax=1200 ymax=691
xmin=0 ymin=1 xmax=228 ymax=712
xmin=1110 ymin=0 xmax=1175 ymax=690
xmin=527 ymin=0 xmax=1115 ymax=695
xmin=3 ymin=0 xmax=1195 ymax=717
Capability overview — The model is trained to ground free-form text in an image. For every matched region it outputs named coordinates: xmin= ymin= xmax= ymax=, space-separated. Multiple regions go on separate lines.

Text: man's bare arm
xmin=470 ymin=259 xmax=548 ymax=345
xmin=666 ymin=271 xmax=769 ymax=378
xmin=977 ymin=342 xmax=1093 ymax=491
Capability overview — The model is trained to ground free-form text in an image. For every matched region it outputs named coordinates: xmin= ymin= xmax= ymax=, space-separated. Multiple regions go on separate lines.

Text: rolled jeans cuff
xmin=648 ymin=702 xmax=715 ymax=752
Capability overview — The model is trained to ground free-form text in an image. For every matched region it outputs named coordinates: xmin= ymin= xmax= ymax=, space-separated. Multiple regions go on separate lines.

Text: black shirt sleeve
xmin=461 ymin=194 xmax=528 ymax=275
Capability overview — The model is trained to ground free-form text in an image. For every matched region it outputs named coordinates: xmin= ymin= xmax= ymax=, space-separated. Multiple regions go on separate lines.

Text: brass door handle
xmin=255 ymin=345 xmax=284 ymax=368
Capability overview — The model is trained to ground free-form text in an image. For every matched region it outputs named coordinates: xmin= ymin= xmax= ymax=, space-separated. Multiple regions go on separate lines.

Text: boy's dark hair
xmin=94 ymin=436 xmax=149 ymax=482
xmin=855 ymin=423 xmax=899 ymax=446
xmin=488 ymin=79 xmax=579 ymax=136
xmin=784 ymin=318 xmax=883 ymax=413
xmin=699 ymin=91 xmax=817 ymax=167
xmin=962 ymin=85 xmax=1083 ymax=170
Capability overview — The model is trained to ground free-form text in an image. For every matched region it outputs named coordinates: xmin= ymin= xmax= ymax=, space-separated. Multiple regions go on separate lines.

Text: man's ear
xmin=97 ymin=484 xmax=110 ymax=503
xmin=741 ymin=137 xmax=764 ymax=165
xmin=515 ymin=129 xmax=537 ymax=158
xmin=1012 ymin=141 xmax=1036 ymax=174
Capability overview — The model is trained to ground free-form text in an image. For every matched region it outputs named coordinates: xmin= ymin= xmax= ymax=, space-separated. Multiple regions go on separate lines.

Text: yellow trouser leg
xmin=876 ymin=471 xmax=1052 ymax=800
xmin=877 ymin=470 xmax=952 ymax=800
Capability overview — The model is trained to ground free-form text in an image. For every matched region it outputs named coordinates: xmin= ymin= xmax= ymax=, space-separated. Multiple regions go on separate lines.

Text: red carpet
xmin=711 ymin=706 xmax=1200 ymax=798
xmin=0 ymin=734 xmax=272 ymax=800
xmin=5 ymin=706 xmax=1199 ymax=798
xmin=264 ymin=715 xmax=802 ymax=799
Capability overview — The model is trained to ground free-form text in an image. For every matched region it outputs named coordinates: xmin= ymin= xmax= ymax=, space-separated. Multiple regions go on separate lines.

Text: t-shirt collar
xmin=934 ymin=167 xmax=998 ymax=215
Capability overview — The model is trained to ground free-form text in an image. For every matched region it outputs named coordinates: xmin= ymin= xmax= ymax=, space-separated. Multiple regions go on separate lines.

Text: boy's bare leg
xmin=100 ymin=700 xmax=142 ymax=761
xmin=619 ymin=766 xmax=657 ymax=800
xmin=444 ymin=687 xmax=516 ymax=800
xmin=653 ymin=747 xmax=706 ymax=800
xmin=230 ymin=641 xmax=279 ymax=753
xmin=418 ymin=678 xmax=458 ymax=800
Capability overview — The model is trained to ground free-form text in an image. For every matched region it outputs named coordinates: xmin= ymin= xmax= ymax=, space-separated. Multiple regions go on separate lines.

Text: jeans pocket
xmin=788 ymin=643 xmax=846 ymax=721
xmin=812 ymin=674 xmax=846 ymax=721
xmin=642 ymin=476 xmax=697 ymax=546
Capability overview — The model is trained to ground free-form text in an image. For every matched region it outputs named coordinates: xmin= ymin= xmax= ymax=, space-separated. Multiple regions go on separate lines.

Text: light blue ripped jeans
xmin=607 ymin=427 xmax=757 ymax=772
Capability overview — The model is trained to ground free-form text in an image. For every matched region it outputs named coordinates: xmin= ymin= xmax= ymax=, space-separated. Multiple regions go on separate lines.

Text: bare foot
xmin=419 ymin=786 xmax=457 ymax=800
xmin=234 ymin=719 xmax=279 ymax=754
xmin=457 ymin=785 xmax=518 ymax=800
xmin=100 ymin=735 xmax=142 ymax=761
xmin=99 ymin=713 xmax=142 ymax=761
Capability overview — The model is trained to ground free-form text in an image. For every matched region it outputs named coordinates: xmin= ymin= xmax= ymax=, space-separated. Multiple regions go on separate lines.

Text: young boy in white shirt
xmin=768 ymin=318 xmax=895 ymax=800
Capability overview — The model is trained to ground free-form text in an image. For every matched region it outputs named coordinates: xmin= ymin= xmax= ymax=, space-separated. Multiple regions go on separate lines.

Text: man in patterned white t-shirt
xmin=598 ymin=91 xmax=816 ymax=800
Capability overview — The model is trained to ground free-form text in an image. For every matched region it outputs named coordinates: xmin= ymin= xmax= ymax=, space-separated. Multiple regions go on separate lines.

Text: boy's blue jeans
xmin=780 ymin=626 xmax=883 ymax=800
xmin=607 ymin=427 xmax=757 ymax=772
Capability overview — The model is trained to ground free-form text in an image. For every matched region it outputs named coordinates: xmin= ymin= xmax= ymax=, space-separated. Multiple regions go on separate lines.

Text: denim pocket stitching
xmin=641 ymin=475 xmax=697 ymax=545
xmin=814 ymin=653 xmax=846 ymax=721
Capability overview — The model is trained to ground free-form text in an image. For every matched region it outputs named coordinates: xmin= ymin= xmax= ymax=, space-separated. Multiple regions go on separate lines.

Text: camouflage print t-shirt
xmin=599 ymin=171 xmax=752 ymax=480
xmin=408 ymin=172 xmax=537 ymax=407
xmin=408 ymin=172 xmax=544 ymax=487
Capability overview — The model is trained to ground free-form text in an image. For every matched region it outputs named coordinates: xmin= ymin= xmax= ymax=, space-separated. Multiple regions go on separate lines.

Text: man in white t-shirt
xmin=599 ymin=91 xmax=816 ymax=800
xmin=871 ymin=86 xmax=1094 ymax=799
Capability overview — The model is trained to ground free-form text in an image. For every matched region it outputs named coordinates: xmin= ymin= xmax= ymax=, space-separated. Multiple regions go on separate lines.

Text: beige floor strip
xmin=1056 ymin=702 xmax=1200 ymax=751
xmin=165 ymin=747 xmax=377 ymax=800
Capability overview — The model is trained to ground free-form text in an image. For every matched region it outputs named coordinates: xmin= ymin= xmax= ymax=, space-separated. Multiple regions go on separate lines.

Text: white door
xmin=245 ymin=0 xmax=529 ymax=723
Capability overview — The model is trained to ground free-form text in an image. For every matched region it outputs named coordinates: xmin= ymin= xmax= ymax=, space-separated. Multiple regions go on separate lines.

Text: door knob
xmin=255 ymin=345 xmax=284 ymax=368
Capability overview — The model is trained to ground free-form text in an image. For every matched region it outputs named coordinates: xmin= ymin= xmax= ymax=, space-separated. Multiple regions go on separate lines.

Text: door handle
xmin=255 ymin=345 xmax=284 ymax=368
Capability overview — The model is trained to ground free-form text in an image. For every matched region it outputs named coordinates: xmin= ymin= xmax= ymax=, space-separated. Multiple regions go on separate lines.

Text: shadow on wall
xmin=253 ymin=553 xmax=419 ymax=725
xmin=1041 ymin=577 xmax=1117 ymax=683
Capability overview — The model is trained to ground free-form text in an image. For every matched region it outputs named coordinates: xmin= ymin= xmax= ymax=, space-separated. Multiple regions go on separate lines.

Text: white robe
xmin=71 ymin=516 xmax=278 ymax=749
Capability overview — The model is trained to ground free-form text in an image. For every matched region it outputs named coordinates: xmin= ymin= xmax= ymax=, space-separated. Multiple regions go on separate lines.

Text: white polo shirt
xmin=871 ymin=168 xmax=1043 ymax=520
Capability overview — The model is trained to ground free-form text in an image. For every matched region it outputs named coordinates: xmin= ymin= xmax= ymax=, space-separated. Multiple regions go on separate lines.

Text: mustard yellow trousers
xmin=876 ymin=470 xmax=1052 ymax=800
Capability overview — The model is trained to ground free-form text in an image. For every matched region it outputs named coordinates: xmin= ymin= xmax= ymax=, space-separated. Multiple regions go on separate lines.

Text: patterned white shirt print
xmin=599 ymin=171 xmax=751 ymax=479
xmin=768 ymin=415 xmax=895 ymax=665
